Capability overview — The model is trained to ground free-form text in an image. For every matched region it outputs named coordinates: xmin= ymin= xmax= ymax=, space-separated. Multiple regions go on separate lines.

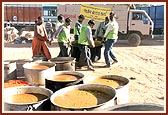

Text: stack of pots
xmin=19 ymin=57 xmax=87 ymax=111
xmin=17 ymin=56 xmax=130 ymax=111
xmin=45 ymin=56 xmax=118 ymax=111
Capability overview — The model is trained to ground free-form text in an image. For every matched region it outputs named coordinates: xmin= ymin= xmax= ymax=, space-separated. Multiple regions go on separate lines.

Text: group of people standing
xmin=32 ymin=11 xmax=119 ymax=71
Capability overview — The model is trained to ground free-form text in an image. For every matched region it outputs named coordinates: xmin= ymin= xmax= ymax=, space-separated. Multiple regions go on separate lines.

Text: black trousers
xmin=58 ymin=42 xmax=69 ymax=57
xmin=90 ymin=45 xmax=102 ymax=62
xmin=78 ymin=44 xmax=93 ymax=67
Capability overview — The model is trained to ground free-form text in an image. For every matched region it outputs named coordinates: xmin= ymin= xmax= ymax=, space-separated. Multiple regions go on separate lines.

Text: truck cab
xmin=127 ymin=9 xmax=154 ymax=46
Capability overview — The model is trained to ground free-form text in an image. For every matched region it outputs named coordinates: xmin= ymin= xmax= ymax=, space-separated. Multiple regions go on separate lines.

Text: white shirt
xmin=104 ymin=19 xmax=119 ymax=39
xmin=55 ymin=21 xmax=64 ymax=31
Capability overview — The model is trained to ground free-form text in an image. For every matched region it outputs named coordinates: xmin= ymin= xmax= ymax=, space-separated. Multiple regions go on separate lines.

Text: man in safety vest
xmin=93 ymin=16 xmax=109 ymax=62
xmin=78 ymin=20 xmax=95 ymax=71
xmin=102 ymin=11 xmax=119 ymax=67
xmin=74 ymin=14 xmax=85 ymax=41
xmin=51 ymin=18 xmax=72 ymax=57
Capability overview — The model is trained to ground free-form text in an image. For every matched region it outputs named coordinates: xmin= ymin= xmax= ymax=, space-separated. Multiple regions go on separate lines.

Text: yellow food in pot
xmin=51 ymin=74 xmax=78 ymax=81
xmin=6 ymin=94 xmax=38 ymax=104
xmin=89 ymin=78 xmax=120 ymax=88
xmin=29 ymin=65 xmax=49 ymax=70
xmin=5 ymin=93 xmax=48 ymax=104
xmin=54 ymin=89 xmax=111 ymax=108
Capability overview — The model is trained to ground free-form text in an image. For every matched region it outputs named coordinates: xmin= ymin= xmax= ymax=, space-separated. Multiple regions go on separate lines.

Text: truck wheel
xmin=128 ymin=33 xmax=141 ymax=46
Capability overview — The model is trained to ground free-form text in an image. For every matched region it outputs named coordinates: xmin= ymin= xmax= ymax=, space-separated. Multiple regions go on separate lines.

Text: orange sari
xmin=32 ymin=24 xmax=51 ymax=60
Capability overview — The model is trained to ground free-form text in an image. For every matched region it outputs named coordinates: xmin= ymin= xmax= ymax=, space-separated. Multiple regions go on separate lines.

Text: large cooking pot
xmin=84 ymin=75 xmax=129 ymax=105
xmin=3 ymin=86 xmax=53 ymax=111
xmin=71 ymin=40 xmax=103 ymax=62
xmin=50 ymin=57 xmax=75 ymax=71
xmin=32 ymin=55 xmax=47 ymax=61
xmin=50 ymin=84 xmax=116 ymax=111
xmin=44 ymin=71 xmax=84 ymax=92
xmin=102 ymin=103 xmax=164 ymax=111
xmin=4 ymin=60 xmax=17 ymax=82
xmin=15 ymin=59 xmax=31 ymax=78
xmin=23 ymin=61 xmax=55 ymax=86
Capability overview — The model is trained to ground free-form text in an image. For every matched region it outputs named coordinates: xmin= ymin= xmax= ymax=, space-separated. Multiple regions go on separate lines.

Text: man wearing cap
xmin=51 ymin=18 xmax=72 ymax=57
xmin=102 ymin=11 xmax=119 ymax=67
xmin=77 ymin=20 xmax=95 ymax=71
xmin=74 ymin=14 xmax=85 ymax=41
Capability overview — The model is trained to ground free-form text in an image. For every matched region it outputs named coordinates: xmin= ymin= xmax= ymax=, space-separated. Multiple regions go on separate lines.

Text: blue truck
xmin=137 ymin=5 xmax=164 ymax=35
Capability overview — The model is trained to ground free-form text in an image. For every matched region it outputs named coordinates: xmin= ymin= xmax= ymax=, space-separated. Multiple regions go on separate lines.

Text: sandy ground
xmin=3 ymin=38 xmax=166 ymax=110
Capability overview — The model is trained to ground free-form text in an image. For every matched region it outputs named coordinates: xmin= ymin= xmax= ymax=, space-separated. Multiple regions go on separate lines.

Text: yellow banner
xmin=80 ymin=4 xmax=112 ymax=22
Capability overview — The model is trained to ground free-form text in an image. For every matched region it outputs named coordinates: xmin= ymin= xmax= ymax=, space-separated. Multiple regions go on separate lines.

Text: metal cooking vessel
xmin=4 ymin=60 xmax=17 ymax=82
xmin=102 ymin=103 xmax=164 ymax=111
xmin=84 ymin=75 xmax=129 ymax=105
xmin=50 ymin=84 xmax=116 ymax=111
xmin=44 ymin=71 xmax=84 ymax=92
xmin=50 ymin=57 xmax=75 ymax=71
xmin=71 ymin=40 xmax=103 ymax=62
xmin=3 ymin=86 xmax=53 ymax=111
xmin=23 ymin=61 xmax=55 ymax=86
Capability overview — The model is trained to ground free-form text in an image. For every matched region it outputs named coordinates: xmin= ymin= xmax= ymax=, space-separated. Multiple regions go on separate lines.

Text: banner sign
xmin=80 ymin=4 xmax=111 ymax=22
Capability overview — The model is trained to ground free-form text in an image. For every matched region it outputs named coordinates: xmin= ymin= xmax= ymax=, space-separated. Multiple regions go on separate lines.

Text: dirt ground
xmin=3 ymin=38 xmax=166 ymax=110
